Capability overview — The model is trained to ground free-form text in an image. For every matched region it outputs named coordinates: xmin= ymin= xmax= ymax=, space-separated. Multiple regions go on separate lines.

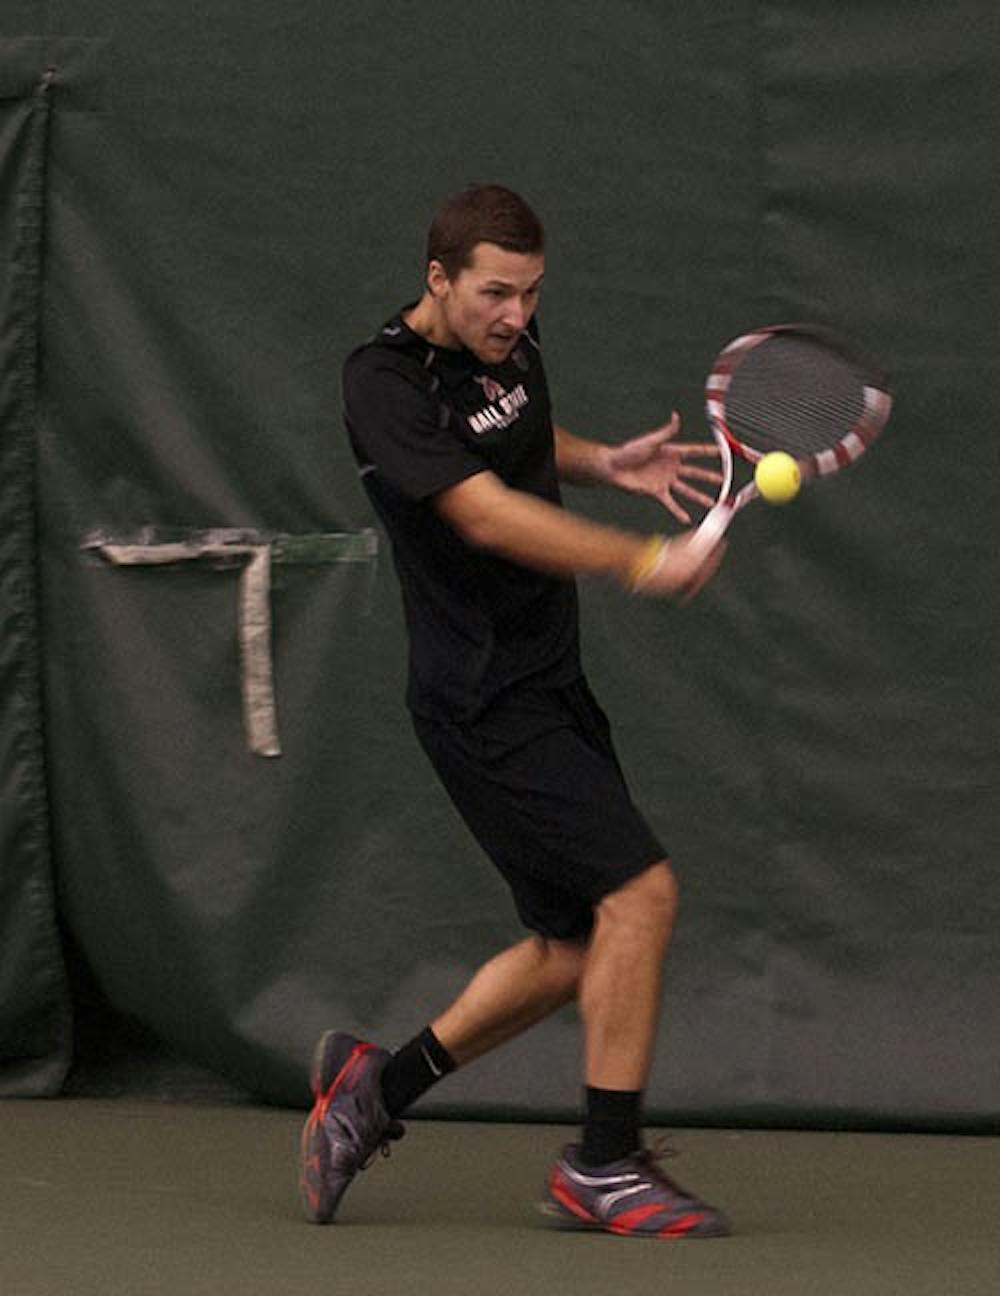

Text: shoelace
xmin=328 ymin=1110 xmax=405 ymax=1171
xmin=365 ymin=1120 xmax=405 ymax=1170
xmin=633 ymin=1139 xmax=699 ymax=1200
xmin=643 ymin=1135 xmax=679 ymax=1161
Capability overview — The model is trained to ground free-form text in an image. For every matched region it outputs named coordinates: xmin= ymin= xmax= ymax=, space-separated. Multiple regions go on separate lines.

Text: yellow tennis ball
xmin=754 ymin=451 xmax=801 ymax=504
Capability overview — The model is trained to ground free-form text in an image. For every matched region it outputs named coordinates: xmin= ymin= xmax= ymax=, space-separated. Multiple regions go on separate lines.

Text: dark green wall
xmin=1 ymin=4 xmax=998 ymax=1127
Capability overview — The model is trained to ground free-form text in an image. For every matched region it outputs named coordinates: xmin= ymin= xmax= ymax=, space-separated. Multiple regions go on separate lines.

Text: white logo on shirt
xmin=468 ymin=381 xmax=529 ymax=436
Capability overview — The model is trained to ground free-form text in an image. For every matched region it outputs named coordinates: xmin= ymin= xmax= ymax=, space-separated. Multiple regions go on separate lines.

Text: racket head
xmin=705 ymin=323 xmax=893 ymax=481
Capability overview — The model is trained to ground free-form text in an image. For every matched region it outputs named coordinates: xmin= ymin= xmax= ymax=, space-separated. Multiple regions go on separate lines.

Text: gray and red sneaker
xmin=299 ymin=1031 xmax=405 ymax=1224
xmin=543 ymin=1144 xmax=731 ymax=1238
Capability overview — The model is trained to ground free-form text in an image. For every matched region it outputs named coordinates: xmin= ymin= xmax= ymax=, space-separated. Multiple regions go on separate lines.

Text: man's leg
xmin=573 ymin=858 xmax=676 ymax=1167
xmin=411 ymin=859 xmax=674 ymax=1091
xmin=545 ymin=858 xmax=730 ymax=1237
xmin=384 ymin=863 xmax=673 ymax=1127
xmin=579 ymin=859 xmax=677 ymax=1091
xmin=359 ymin=861 xmax=674 ymax=1135
xmin=378 ymin=934 xmax=584 ymax=1118
xmin=429 ymin=934 xmax=586 ymax=1066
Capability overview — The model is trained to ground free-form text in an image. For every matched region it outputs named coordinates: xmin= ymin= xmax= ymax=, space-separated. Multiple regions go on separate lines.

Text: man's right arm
xmin=433 ymin=471 xmax=725 ymax=601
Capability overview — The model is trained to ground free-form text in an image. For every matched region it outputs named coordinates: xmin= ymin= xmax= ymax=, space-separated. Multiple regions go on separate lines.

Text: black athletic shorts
xmin=411 ymin=676 xmax=666 ymax=941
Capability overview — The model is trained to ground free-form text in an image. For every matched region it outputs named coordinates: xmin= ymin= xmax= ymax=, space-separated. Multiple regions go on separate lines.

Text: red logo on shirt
xmin=475 ymin=376 xmax=505 ymax=402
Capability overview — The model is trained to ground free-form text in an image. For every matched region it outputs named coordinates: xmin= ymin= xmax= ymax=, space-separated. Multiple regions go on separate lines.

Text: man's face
xmin=430 ymin=242 xmax=545 ymax=364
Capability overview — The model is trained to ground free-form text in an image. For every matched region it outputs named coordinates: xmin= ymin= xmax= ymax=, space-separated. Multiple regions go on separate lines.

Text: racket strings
xmin=724 ymin=335 xmax=868 ymax=457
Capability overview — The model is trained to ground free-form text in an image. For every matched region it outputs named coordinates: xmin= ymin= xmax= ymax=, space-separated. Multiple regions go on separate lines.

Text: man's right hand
xmin=628 ymin=531 xmax=727 ymax=604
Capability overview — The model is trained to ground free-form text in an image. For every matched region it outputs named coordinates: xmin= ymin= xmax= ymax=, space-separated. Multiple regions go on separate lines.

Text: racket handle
xmin=692 ymin=503 xmax=731 ymax=555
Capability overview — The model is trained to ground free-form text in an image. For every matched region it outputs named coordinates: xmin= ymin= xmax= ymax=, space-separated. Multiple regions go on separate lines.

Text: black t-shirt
xmin=344 ymin=311 xmax=581 ymax=720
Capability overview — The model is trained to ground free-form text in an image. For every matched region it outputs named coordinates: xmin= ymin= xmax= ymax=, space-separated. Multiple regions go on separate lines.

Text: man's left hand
xmin=605 ymin=413 xmax=723 ymax=524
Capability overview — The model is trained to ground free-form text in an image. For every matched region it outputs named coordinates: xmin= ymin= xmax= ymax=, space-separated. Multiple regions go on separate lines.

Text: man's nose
xmin=501 ymin=297 xmax=528 ymax=330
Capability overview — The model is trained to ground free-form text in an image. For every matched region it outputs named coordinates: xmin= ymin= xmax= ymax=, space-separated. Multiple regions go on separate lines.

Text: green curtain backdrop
xmin=0 ymin=4 xmax=997 ymax=1127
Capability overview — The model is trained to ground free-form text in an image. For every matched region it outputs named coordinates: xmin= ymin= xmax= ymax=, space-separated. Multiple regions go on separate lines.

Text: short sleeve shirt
xmin=343 ymin=311 xmax=581 ymax=720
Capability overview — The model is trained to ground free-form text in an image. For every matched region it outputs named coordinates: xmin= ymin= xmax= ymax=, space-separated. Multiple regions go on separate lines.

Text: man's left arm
xmin=554 ymin=415 xmax=723 ymax=525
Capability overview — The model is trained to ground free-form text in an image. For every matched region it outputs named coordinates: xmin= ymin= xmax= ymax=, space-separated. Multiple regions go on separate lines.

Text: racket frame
xmin=697 ymin=324 xmax=892 ymax=546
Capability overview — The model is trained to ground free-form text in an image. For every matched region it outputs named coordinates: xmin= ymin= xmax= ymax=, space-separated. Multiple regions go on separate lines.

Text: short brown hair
xmin=427 ymin=184 xmax=544 ymax=280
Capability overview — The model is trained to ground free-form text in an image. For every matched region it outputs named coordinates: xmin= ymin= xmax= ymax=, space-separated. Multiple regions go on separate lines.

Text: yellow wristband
xmin=627 ymin=535 xmax=669 ymax=592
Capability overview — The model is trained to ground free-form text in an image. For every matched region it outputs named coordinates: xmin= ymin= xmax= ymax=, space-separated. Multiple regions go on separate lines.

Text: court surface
xmin=1 ymin=1100 xmax=997 ymax=1296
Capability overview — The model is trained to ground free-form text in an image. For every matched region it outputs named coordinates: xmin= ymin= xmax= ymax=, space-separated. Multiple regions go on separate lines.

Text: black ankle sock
xmin=579 ymin=1086 xmax=643 ymax=1166
xmin=379 ymin=1027 xmax=456 ymax=1119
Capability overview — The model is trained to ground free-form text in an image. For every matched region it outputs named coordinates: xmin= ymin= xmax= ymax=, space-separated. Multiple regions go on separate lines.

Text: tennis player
xmin=300 ymin=184 xmax=730 ymax=1238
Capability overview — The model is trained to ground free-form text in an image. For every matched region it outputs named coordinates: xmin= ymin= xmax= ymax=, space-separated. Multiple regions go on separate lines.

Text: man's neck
xmin=403 ymin=295 xmax=460 ymax=350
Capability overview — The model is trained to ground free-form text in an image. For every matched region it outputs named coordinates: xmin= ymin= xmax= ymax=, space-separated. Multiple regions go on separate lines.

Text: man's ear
xmin=426 ymin=259 xmax=451 ymax=300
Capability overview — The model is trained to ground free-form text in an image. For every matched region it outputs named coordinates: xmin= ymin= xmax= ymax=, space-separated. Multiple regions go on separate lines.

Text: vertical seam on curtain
xmin=5 ymin=68 xmax=73 ymax=1080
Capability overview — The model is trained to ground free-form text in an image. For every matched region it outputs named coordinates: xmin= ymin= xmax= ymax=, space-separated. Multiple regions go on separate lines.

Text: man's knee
xmin=595 ymin=860 xmax=678 ymax=935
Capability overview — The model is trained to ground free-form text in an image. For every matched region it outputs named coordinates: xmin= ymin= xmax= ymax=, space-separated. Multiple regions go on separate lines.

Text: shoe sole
xmin=300 ymin=1104 xmax=336 ymax=1223
xmin=537 ymin=1199 xmax=602 ymax=1230
xmin=537 ymin=1197 xmax=730 ymax=1239
xmin=299 ymin=1030 xmax=352 ymax=1224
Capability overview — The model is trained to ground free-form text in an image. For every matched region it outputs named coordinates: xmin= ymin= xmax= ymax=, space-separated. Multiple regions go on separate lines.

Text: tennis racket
xmin=693 ymin=323 xmax=893 ymax=551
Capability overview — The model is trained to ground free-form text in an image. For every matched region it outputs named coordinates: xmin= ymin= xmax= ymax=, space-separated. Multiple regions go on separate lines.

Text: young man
xmin=300 ymin=184 xmax=730 ymax=1238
